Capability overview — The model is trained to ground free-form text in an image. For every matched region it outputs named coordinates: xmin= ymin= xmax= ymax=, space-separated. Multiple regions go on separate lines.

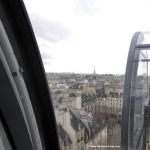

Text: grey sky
xmin=31 ymin=15 xmax=71 ymax=42
xmin=24 ymin=0 xmax=150 ymax=74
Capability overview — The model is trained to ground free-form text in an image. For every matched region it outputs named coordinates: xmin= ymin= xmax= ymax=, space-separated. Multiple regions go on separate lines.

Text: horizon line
xmin=46 ymin=72 xmax=125 ymax=75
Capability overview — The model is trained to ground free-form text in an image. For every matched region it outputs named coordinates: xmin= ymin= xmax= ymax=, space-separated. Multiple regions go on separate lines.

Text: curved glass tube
xmin=121 ymin=32 xmax=150 ymax=150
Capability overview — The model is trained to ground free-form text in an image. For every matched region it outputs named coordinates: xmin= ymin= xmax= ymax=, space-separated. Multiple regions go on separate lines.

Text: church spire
xmin=93 ymin=66 xmax=96 ymax=75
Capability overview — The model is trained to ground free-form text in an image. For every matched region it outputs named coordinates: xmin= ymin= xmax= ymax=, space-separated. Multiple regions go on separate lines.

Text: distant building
xmin=47 ymin=72 xmax=124 ymax=149
xmin=98 ymin=89 xmax=123 ymax=115
xmin=57 ymin=93 xmax=82 ymax=109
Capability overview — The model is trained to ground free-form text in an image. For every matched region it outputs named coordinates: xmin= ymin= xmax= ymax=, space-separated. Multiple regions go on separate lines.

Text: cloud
xmin=35 ymin=37 xmax=53 ymax=68
xmin=74 ymin=0 xmax=99 ymax=15
xmin=30 ymin=14 xmax=71 ymax=42
xmin=27 ymin=13 xmax=72 ymax=72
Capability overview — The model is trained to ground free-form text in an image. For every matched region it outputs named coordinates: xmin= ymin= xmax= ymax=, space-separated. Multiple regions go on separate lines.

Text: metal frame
xmin=121 ymin=32 xmax=142 ymax=150
xmin=0 ymin=0 xmax=60 ymax=149
xmin=121 ymin=32 xmax=150 ymax=150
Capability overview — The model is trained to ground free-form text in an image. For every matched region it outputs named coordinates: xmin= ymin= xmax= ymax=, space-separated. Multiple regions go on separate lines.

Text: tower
xmin=93 ymin=66 xmax=96 ymax=75
xmin=93 ymin=66 xmax=96 ymax=80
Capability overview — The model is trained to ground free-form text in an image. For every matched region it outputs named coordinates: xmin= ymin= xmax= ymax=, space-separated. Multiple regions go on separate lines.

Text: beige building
xmin=55 ymin=108 xmax=85 ymax=150
xmin=55 ymin=107 xmax=107 ymax=150
xmin=98 ymin=89 xmax=123 ymax=115
xmin=58 ymin=124 xmax=73 ymax=150
xmin=61 ymin=94 xmax=82 ymax=109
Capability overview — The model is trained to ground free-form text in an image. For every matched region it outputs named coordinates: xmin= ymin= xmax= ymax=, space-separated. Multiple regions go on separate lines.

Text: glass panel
xmin=23 ymin=0 xmax=150 ymax=149
xmin=137 ymin=32 xmax=150 ymax=45
xmin=129 ymin=47 xmax=149 ymax=149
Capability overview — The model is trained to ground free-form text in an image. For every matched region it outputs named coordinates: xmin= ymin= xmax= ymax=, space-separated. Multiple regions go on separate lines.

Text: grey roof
xmin=57 ymin=124 xmax=72 ymax=146
xmin=108 ymin=91 xmax=119 ymax=98
xmin=81 ymin=93 xmax=97 ymax=104
xmin=69 ymin=108 xmax=101 ymax=138
xmin=70 ymin=109 xmax=84 ymax=131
